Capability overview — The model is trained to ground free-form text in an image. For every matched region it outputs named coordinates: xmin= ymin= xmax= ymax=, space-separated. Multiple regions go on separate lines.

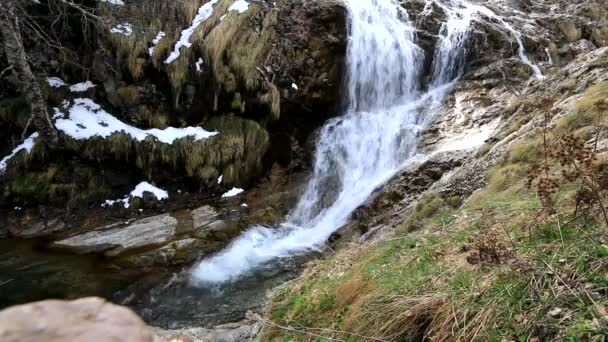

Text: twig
xmin=0 ymin=65 xmax=13 ymax=79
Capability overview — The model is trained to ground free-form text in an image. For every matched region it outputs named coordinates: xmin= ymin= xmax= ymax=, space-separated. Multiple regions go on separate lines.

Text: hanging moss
xmin=53 ymin=114 xmax=269 ymax=186
xmin=0 ymin=96 xmax=29 ymax=129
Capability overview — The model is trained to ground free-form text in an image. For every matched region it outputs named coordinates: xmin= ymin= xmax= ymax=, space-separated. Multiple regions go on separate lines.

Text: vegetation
xmin=262 ymin=87 xmax=608 ymax=341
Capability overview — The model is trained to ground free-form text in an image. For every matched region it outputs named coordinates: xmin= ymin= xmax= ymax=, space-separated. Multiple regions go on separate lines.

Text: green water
xmin=0 ymin=239 xmax=134 ymax=309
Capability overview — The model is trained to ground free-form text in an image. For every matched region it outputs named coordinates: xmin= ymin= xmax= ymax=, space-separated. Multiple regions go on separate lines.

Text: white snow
xmin=195 ymin=58 xmax=204 ymax=73
xmin=148 ymin=31 xmax=166 ymax=56
xmin=217 ymin=174 xmax=223 ymax=184
xmin=47 ymin=77 xmax=67 ymax=88
xmin=221 ymin=187 xmax=244 ymax=198
xmin=55 ymin=98 xmax=218 ymax=143
xmin=69 ymin=81 xmax=96 ymax=92
xmin=291 ymin=83 xmax=298 ymax=90
xmin=165 ymin=0 xmax=219 ymax=64
xmin=100 ymin=0 xmax=124 ymax=5
xmin=228 ymin=0 xmax=250 ymax=14
xmin=110 ymin=23 xmax=133 ymax=36
xmin=241 ymin=203 xmax=248 ymax=207
xmin=103 ymin=198 xmax=130 ymax=208
xmin=103 ymin=181 xmax=168 ymax=208
xmin=52 ymin=108 xmax=64 ymax=119
xmin=0 ymin=132 xmax=39 ymax=173
xmin=130 ymin=181 xmax=169 ymax=200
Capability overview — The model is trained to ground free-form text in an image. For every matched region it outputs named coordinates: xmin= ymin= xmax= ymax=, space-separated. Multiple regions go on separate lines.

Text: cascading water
xmin=192 ymin=0 xmax=541 ymax=284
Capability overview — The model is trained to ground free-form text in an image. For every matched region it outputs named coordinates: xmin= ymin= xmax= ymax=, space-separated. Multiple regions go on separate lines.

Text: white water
xmin=192 ymin=0 xmax=541 ymax=284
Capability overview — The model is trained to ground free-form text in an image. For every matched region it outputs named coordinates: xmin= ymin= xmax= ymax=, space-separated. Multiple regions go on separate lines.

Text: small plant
xmin=467 ymin=209 xmax=514 ymax=265
xmin=526 ymin=97 xmax=608 ymax=228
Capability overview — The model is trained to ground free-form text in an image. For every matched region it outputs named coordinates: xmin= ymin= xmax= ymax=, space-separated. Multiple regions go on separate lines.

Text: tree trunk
xmin=0 ymin=0 xmax=58 ymax=144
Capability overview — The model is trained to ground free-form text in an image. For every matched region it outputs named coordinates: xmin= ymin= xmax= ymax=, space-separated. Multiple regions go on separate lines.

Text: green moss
xmin=0 ymin=96 xmax=29 ymax=128
xmin=264 ymin=181 xmax=608 ymax=341
xmin=509 ymin=140 xmax=543 ymax=163
xmin=3 ymin=164 xmax=113 ymax=208
xmin=59 ymin=114 xmax=269 ymax=187
xmin=476 ymin=143 xmax=492 ymax=157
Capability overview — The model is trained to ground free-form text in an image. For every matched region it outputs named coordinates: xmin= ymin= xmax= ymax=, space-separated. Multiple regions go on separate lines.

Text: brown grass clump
xmin=343 ymin=294 xmax=495 ymax=342
xmin=335 ymin=272 xmax=371 ymax=308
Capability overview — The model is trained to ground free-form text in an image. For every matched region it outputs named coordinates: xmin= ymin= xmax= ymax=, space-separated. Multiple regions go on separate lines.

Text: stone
xmin=51 ymin=214 xmax=177 ymax=257
xmin=0 ymin=297 xmax=157 ymax=342
xmin=155 ymin=312 xmax=263 ymax=342
xmin=191 ymin=205 xmax=238 ymax=239
xmin=13 ymin=218 xmax=67 ymax=238
xmin=116 ymin=238 xmax=204 ymax=268
xmin=192 ymin=205 xmax=221 ymax=229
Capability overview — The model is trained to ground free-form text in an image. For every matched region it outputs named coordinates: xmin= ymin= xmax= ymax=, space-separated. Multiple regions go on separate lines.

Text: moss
xmin=0 ymin=96 xmax=29 ymax=129
xmin=264 ymin=183 xmax=608 ymax=341
xmin=2 ymin=164 xmax=113 ymax=208
xmin=116 ymin=86 xmax=141 ymax=107
xmin=476 ymin=143 xmax=491 ymax=157
xmin=59 ymin=114 xmax=269 ymax=187
xmin=508 ymin=140 xmax=543 ymax=163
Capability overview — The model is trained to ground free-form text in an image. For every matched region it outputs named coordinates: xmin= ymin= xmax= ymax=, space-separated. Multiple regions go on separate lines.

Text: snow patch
xmin=148 ymin=31 xmax=166 ymax=56
xmin=110 ymin=23 xmax=133 ymax=36
xmin=291 ymin=83 xmax=298 ymax=90
xmin=52 ymin=108 xmax=64 ymax=119
xmin=165 ymin=0 xmax=219 ymax=64
xmin=221 ymin=187 xmax=244 ymax=198
xmin=217 ymin=174 xmax=223 ymax=184
xmin=100 ymin=0 xmax=124 ymax=5
xmin=0 ymin=133 xmax=39 ymax=173
xmin=47 ymin=77 xmax=67 ymax=88
xmin=228 ymin=0 xmax=250 ymax=14
xmin=55 ymin=98 xmax=218 ymax=143
xmin=103 ymin=182 xmax=168 ymax=208
xmin=69 ymin=81 xmax=96 ymax=92
xmin=130 ymin=182 xmax=169 ymax=200
xmin=195 ymin=58 xmax=204 ymax=73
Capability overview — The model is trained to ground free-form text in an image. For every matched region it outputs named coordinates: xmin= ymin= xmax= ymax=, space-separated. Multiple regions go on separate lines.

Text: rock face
xmin=0 ymin=0 xmax=348 ymax=210
xmin=155 ymin=312 xmax=263 ymax=342
xmin=0 ymin=297 xmax=157 ymax=342
xmin=48 ymin=205 xmax=243 ymax=268
xmin=51 ymin=214 xmax=178 ymax=256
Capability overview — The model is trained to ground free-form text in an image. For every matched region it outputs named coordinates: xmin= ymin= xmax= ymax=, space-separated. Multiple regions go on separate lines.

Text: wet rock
xmin=50 ymin=214 xmax=177 ymax=257
xmin=116 ymin=238 xmax=204 ymax=268
xmin=11 ymin=218 xmax=67 ymax=238
xmin=155 ymin=312 xmax=263 ymax=342
xmin=558 ymin=40 xmax=597 ymax=60
xmin=0 ymin=297 xmax=157 ymax=342
xmin=334 ymin=151 xmax=469 ymax=245
xmin=191 ymin=205 xmax=240 ymax=239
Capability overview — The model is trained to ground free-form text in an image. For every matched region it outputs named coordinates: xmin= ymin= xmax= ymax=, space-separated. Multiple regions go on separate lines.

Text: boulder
xmin=114 ymin=238 xmax=205 ymax=268
xmin=0 ymin=297 xmax=157 ymax=342
xmin=191 ymin=205 xmax=240 ymax=239
xmin=51 ymin=214 xmax=177 ymax=257
xmin=155 ymin=312 xmax=263 ymax=342
xmin=11 ymin=218 xmax=67 ymax=238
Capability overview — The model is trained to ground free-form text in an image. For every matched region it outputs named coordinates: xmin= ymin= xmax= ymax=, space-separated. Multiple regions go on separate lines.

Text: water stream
xmin=192 ymin=0 xmax=542 ymax=285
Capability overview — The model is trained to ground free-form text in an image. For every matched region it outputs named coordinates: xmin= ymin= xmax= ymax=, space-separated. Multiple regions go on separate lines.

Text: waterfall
xmin=191 ymin=0 xmax=538 ymax=285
